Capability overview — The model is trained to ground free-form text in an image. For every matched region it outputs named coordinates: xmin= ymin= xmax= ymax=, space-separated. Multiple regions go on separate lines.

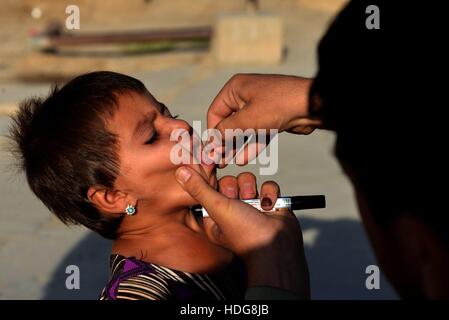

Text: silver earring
xmin=125 ymin=204 xmax=136 ymax=216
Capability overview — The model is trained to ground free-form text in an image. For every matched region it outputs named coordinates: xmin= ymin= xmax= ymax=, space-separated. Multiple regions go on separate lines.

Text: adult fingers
xmin=237 ymin=172 xmax=257 ymax=199
xmin=260 ymin=181 xmax=280 ymax=211
xmin=218 ymin=175 xmax=238 ymax=199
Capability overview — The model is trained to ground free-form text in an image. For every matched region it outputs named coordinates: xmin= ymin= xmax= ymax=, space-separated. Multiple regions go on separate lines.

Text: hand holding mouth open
xmin=175 ymin=166 xmax=310 ymax=298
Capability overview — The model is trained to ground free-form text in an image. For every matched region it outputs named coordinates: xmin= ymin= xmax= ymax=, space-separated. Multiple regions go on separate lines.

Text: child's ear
xmin=87 ymin=186 xmax=131 ymax=216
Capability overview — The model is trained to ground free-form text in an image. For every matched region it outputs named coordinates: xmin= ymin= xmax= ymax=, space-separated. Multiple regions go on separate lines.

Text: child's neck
xmin=111 ymin=206 xmax=233 ymax=273
xmin=115 ymin=205 xmax=200 ymax=241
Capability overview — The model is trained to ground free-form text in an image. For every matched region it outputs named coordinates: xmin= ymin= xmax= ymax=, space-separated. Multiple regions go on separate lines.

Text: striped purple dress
xmin=99 ymin=254 xmax=246 ymax=300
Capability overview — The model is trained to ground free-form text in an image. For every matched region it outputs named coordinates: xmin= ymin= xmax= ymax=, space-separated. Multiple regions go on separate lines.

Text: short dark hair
xmin=8 ymin=71 xmax=149 ymax=239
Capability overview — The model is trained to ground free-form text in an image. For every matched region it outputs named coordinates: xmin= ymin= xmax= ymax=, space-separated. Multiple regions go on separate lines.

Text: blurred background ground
xmin=0 ymin=0 xmax=397 ymax=299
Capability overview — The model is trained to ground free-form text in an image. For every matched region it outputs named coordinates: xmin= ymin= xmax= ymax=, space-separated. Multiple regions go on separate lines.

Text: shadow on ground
xmin=43 ymin=217 xmax=398 ymax=299
xmin=42 ymin=232 xmax=111 ymax=299
xmin=300 ymin=217 xmax=397 ymax=299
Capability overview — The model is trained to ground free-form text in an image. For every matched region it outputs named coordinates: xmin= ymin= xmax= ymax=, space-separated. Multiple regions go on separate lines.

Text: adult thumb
xmin=175 ymin=166 xmax=230 ymax=222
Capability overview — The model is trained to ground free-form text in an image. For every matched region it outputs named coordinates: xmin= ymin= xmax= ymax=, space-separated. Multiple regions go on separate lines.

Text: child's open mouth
xmin=186 ymin=129 xmax=217 ymax=170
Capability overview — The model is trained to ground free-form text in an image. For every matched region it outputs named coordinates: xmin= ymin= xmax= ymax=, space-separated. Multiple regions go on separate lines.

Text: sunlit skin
xmin=87 ymin=91 xmax=234 ymax=274
xmin=204 ymin=73 xmax=449 ymax=298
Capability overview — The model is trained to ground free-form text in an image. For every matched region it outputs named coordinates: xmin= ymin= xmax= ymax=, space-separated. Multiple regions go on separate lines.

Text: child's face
xmin=108 ymin=91 xmax=216 ymax=212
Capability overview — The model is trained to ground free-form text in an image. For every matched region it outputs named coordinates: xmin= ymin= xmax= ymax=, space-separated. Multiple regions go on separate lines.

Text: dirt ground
xmin=0 ymin=0 xmax=348 ymax=83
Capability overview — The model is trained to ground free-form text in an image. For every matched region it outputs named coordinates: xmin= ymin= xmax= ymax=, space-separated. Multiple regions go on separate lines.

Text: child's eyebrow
xmin=133 ymin=112 xmax=156 ymax=139
xmin=159 ymin=102 xmax=169 ymax=114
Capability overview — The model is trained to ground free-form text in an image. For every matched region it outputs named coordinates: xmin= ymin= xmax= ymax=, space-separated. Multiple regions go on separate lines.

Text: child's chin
xmin=204 ymin=165 xmax=218 ymax=189
xmin=200 ymin=161 xmax=216 ymax=174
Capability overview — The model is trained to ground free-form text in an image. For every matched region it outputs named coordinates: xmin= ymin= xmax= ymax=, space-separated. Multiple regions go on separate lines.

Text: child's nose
xmin=162 ymin=118 xmax=192 ymax=136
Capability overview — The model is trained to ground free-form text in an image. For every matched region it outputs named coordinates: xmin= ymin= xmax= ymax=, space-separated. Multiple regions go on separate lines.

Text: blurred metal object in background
xmin=30 ymin=22 xmax=212 ymax=52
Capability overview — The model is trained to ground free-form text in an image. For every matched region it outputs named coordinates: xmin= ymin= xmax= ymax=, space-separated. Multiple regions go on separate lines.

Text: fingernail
xmin=261 ymin=197 xmax=272 ymax=207
xmin=176 ymin=167 xmax=192 ymax=183
xmin=241 ymin=183 xmax=255 ymax=198
xmin=224 ymin=187 xmax=237 ymax=198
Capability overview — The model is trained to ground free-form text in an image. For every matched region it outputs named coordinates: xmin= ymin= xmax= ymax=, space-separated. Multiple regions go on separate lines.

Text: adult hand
xmin=207 ymin=74 xmax=322 ymax=167
xmin=176 ymin=166 xmax=310 ymax=298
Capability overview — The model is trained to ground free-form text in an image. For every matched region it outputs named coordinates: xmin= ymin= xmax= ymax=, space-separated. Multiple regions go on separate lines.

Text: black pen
xmin=192 ymin=195 xmax=326 ymax=217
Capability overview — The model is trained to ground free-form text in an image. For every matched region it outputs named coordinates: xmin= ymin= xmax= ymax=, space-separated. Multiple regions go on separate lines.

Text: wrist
xmin=242 ymin=238 xmax=310 ymax=297
xmin=285 ymin=77 xmax=323 ymax=134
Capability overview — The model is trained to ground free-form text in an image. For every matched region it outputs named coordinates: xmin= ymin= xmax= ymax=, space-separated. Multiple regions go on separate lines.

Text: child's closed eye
xmin=145 ymin=114 xmax=178 ymax=144
xmin=145 ymin=131 xmax=159 ymax=145
xmin=144 ymin=105 xmax=179 ymax=145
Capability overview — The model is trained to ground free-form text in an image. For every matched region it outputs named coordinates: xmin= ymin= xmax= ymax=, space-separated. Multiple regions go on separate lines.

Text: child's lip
xmin=201 ymin=157 xmax=216 ymax=169
xmin=199 ymin=145 xmax=216 ymax=168
xmin=189 ymin=131 xmax=216 ymax=169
